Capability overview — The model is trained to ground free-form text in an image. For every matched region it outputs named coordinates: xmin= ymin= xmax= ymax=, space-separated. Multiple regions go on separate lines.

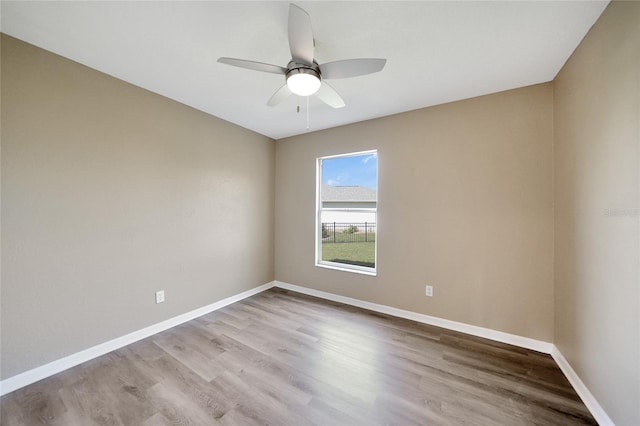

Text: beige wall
xmin=276 ymin=83 xmax=554 ymax=342
xmin=0 ymin=35 xmax=275 ymax=379
xmin=553 ymin=1 xmax=640 ymax=424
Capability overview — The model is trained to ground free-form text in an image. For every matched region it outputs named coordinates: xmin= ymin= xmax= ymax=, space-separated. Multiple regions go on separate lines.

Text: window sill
xmin=315 ymin=261 xmax=377 ymax=276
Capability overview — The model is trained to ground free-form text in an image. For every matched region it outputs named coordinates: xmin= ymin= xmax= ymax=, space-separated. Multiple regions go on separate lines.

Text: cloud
xmin=362 ymin=153 xmax=378 ymax=164
xmin=326 ymin=172 xmax=350 ymax=186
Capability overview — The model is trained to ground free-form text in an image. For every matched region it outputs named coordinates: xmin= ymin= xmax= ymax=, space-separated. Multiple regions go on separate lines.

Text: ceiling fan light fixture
xmin=286 ymin=68 xmax=321 ymax=96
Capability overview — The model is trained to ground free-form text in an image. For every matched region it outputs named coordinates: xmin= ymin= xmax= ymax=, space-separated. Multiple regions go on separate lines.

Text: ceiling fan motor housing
xmin=285 ymin=60 xmax=321 ymax=81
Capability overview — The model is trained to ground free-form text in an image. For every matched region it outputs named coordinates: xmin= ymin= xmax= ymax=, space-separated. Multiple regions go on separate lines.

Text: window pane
xmin=318 ymin=151 xmax=377 ymax=272
xmin=321 ymin=211 xmax=376 ymax=268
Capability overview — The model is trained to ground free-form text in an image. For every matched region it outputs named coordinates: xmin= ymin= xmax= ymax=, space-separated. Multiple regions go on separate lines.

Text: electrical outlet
xmin=155 ymin=290 xmax=165 ymax=304
xmin=425 ymin=285 xmax=433 ymax=297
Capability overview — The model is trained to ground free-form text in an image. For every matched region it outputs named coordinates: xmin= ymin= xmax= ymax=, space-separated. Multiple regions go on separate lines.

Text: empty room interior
xmin=1 ymin=1 xmax=638 ymax=425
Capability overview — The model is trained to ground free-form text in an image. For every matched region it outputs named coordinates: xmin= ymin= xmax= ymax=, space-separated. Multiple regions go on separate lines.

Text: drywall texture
xmin=1 ymin=35 xmax=275 ymax=379
xmin=276 ymin=83 xmax=554 ymax=342
xmin=553 ymin=1 xmax=640 ymax=424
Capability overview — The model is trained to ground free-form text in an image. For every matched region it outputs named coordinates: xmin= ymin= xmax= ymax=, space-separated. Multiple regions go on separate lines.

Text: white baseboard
xmin=551 ymin=346 xmax=615 ymax=426
xmin=0 ymin=281 xmax=276 ymax=396
xmin=2 ymin=279 xmax=614 ymax=426
xmin=274 ymin=280 xmax=553 ymax=354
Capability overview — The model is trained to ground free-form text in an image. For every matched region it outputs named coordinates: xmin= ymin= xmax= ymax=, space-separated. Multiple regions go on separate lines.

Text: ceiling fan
xmin=218 ymin=4 xmax=386 ymax=108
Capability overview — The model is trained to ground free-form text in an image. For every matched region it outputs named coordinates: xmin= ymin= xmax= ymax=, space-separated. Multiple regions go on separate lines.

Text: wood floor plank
xmin=1 ymin=288 xmax=597 ymax=425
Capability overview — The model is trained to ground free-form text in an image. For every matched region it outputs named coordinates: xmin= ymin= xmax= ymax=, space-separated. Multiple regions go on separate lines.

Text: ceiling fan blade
xmin=315 ymin=83 xmax=346 ymax=109
xmin=288 ymin=4 xmax=315 ymax=65
xmin=217 ymin=57 xmax=286 ymax=75
xmin=320 ymin=58 xmax=387 ymax=79
xmin=267 ymin=84 xmax=293 ymax=106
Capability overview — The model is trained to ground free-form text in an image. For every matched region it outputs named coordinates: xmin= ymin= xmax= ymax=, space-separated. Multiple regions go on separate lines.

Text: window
xmin=316 ymin=150 xmax=378 ymax=275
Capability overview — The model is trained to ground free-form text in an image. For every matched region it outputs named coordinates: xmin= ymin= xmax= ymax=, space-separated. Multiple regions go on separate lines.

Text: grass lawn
xmin=322 ymin=242 xmax=375 ymax=268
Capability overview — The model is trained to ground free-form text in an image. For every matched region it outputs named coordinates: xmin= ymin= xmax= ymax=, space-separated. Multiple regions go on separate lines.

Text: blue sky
xmin=322 ymin=152 xmax=377 ymax=190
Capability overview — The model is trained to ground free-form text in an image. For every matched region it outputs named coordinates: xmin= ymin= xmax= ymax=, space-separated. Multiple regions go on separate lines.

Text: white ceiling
xmin=1 ymin=1 xmax=608 ymax=139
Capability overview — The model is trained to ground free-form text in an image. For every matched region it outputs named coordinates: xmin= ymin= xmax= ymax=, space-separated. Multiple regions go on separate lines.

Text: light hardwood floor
xmin=1 ymin=288 xmax=596 ymax=425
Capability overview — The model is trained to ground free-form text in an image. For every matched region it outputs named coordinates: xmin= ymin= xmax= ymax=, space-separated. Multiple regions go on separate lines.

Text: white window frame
xmin=315 ymin=150 xmax=378 ymax=276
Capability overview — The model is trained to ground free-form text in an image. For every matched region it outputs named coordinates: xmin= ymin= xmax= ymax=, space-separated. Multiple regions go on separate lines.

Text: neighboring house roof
xmin=322 ymin=185 xmax=377 ymax=202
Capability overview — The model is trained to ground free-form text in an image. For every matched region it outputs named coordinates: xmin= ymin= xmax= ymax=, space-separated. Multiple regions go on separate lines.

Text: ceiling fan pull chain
xmin=306 ymin=96 xmax=310 ymax=130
